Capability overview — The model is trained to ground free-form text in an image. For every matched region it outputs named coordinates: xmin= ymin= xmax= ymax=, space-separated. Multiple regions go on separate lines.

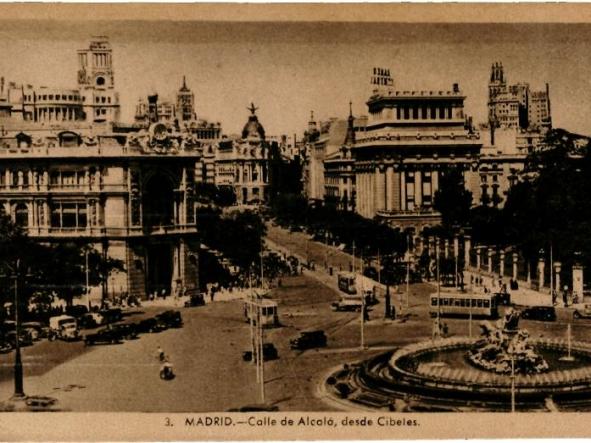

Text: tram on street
xmin=429 ymin=292 xmax=498 ymax=319
xmin=244 ymin=297 xmax=279 ymax=327
xmin=337 ymin=272 xmax=357 ymax=295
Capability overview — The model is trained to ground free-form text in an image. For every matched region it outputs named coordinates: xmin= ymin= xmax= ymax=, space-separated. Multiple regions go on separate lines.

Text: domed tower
xmin=77 ymin=36 xmax=120 ymax=123
xmin=176 ymin=76 xmax=195 ymax=122
xmin=242 ymin=103 xmax=266 ymax=140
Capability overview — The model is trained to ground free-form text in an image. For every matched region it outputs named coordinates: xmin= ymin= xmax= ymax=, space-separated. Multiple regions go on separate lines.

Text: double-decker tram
xmin=429 ymin=292 xmax=498 ymax=318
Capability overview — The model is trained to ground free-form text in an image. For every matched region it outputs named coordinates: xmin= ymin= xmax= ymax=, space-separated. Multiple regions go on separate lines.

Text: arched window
xmin=15 ymin=203 xmax=28 ymax=227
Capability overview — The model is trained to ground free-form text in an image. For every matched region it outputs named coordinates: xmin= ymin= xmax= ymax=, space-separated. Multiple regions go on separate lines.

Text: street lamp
xmin=1 ymin=259 xmax=28 ymax=400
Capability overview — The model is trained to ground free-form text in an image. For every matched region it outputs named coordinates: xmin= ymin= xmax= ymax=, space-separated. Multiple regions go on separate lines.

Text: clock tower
xmin=77 ymin=36 xmax=120 ymax=124
xmin=176 ymin=76 xmax=195 ymax=122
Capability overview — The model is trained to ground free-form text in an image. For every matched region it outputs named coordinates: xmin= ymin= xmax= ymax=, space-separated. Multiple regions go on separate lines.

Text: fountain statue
xmin=468 ymin=307 xmax=549 ymax=374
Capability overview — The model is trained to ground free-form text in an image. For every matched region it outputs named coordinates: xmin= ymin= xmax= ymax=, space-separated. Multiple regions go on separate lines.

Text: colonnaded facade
xmin=350 ymin=68 xmax=482 ymax=231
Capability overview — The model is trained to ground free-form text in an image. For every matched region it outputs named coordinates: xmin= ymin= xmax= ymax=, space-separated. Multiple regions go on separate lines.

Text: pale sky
xmin=1 ymin=20 xmax=590 ymax=137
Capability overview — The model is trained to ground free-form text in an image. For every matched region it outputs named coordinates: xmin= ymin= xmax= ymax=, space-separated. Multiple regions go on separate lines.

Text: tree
xmin=433 ymin=167 xmax=473 ymax=232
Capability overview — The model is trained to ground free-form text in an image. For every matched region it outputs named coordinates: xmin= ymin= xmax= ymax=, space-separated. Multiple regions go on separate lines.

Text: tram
xmin=337 ymin=272 xmax=357 ymax=295
xmin=244 ymin=298 xmax=279 ymax=327
xmin=429 ymin=292 xmax=498 ymax=318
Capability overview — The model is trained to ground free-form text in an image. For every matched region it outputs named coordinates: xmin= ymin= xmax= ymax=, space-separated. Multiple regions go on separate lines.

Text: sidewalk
xmin=464 ymin=269 xmax=552 ymax=307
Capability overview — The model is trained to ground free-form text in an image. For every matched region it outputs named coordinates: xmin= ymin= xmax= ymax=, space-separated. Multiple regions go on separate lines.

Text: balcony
xmin=27 ymin=223 xmax=197 ymax=239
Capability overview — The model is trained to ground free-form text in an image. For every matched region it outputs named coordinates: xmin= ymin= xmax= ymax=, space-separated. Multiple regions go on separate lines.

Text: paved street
xmin=1 ymin=228 xmax=591 ymax=411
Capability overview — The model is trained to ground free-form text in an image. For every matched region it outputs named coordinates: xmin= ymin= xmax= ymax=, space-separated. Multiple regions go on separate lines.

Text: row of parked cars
xmin=83 ymin=310 xmax=183 ymax=345
xmin=0 ymin=307 xmax=184 ymax=352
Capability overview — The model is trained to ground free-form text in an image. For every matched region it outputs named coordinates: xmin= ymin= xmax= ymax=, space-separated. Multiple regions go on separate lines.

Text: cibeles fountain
xmin=325 ymin=309 xmax=591 ymax=411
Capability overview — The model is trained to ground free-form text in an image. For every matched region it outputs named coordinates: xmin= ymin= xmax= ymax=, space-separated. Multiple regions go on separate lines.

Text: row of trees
xmin=433 ymin=128 xmax=591 ymax=284
xmin=0 ymin=213 xmax=124 ymax=313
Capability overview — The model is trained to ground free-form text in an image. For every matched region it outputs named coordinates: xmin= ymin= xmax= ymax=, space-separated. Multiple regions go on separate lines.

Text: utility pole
xmin=436 ymin=241 xmax=441 ymax=337
xmin=360 ymin=288 xmax=366 ymax=350
xmin=377 ymin=248 xmax=381 ymax=285
xmin=406 ymin=234 xmax=410 ymax=309
xmin=85 ymin=249 xmax=91 ymax=310
xmin=258 ymin=303 xmax=265 ymax=403
xmin=352 ymin=241 xmax=356 ymax=274
xmin=12 ymin=259 xmax=24 ymax=400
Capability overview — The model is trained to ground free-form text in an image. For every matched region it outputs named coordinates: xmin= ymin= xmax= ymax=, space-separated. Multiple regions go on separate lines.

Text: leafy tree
xmin=433 ymin=166 xmax=473 ymax=232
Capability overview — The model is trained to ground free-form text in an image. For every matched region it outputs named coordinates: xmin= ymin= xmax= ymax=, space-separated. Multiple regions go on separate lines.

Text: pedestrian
xmin=432 ymin=317 xmax=441 ymax=340
xmin=210 ymin=288 xmax=215 ymax=303
xmin=442 ymin=322 xmax=449 ymax=337
xmin=563 ymin=286 xmax=569 ymax=307
xmin=552 ymin=289 xmax=557 ymax=306
xmin=363 ymin=304 xmax=370 ymax=322
xmin=156 ymin=345 xmax=165 ymax=362
xmin=390 ymin=303 xmax=396 ymax=321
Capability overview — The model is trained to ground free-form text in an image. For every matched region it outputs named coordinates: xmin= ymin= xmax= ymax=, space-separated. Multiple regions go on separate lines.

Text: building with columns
xmin=0 ymin=36 xmax=204 ymax=301
xmin=0 ymin=36 xmax=120 ymax=125
xmin=351 ymin=68 xmax=482 ymax=231
xmin=214 ymin=104 xmax=270 ymax=205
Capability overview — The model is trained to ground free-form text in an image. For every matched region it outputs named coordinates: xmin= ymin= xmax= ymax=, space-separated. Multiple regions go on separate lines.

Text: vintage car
xmin=21 ymin=322 xmax=46 ymax=341
xmin=48 ymin=315 xmax=80 ymax=341
xmin=99 ymin=308 xmax=123 ymax=324
xmin=135 ymin=317 xmax=167 ymax=334
xmin=520 ymin=306 xmax=557 ymax=322
xmin=84 ymin=326 xmax=122 ymax=345
xmin=289 ymin=330 xmax=327 ymax=350
xmin=25 ymin=395 xmax=59 ymax=412
xmin=110 ymin=323 xmax=139 ymax=340
xmin=78 ymin=313 xmax=104 ymax=329
xmin=184 ymin=294 xmax=205 ymax=307
xmin=573 ymin=304 xmax=591 ymax=319
xmin=242 ymin=343 xmax=278 ymax=362
xmin=5 ymin=330 xmax=33 ymax=348
xmin=156 ymin=310 xmax=183 ymax=328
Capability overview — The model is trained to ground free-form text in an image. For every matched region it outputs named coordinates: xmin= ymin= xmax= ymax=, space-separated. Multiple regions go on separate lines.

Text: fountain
xmin=325 ymin=308 xmax=591 ymax=411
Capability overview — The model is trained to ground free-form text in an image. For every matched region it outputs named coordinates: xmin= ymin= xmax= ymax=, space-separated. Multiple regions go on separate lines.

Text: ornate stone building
xmin=0 ymin=37 xmax=202 ymax=301
xmin=215 ymin=104 xmax=270 ymax=205
xmin=0 ymin=36 xmax=120 ymax=125
xmin=352 ymin=68 xmax=482 ymax=231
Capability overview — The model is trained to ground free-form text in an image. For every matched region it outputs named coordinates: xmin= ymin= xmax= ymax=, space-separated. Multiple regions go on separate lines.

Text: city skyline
xmin=0 ymin=21 xmax=589 ymax=137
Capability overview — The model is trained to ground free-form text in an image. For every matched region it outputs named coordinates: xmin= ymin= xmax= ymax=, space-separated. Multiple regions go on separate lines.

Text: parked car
xmin=79 ymin=313 xmax=104 ymax=329
xmin=66 ymin=305 xmax=89 ymax=319
xmin=6 ymin=330 xmax=33 ymax=348
xmin=242 ymin=343 xmax=278 ymax=362
xmin=135 ymin=317 xmax=167 ymax=334
xmin=84 ymin=326 xmax=122 ymax=345
xmin=100 ymin=308 xmax=123 ymax=324
xmin=22 ymin=322 xmax=46 ymax=341
xmin=184 ymin=294 xmax=205 ymax=307
xmin=111 ymin=323 xmax=138 ymax=340
xmin=0 ymin=340 xmax=12 ymax=353
xmin=156 ymin=310 xmax=183 ymax=328
xmin=48 ymin=315 xmax=80 ymax=341
xmin=520 ymin=306 xmax=557 ymax=322
xmin=572 ymin=303 xmax=591 ymax=319
xmin=290 ymin=330 xmax=327 ymax=350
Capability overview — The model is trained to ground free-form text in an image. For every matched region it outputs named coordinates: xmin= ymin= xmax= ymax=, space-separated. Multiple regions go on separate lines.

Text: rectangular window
xmin=421 ymin=107 xmax=427 ymax=119
xmin=430 ymin=107 xmax=436 ymax=119
xmin=403 ymin=107 xmax=410 ymax=120
xmin=484 ymin=300 xmax=490 ymax=308
xmin=412 ymin=107 xmax=418 ymax=119
xmin=431 ymin=298 xmax=438 ymax=306
xmin=396 ymin=107 xmax=400 ymax=120
xmin=50 ymin=202 xmax=88 ymax=229
xmin=406 ymin=171 xmax=415 ymax=210
xmin=439 ymin=107 xmax=445 ymax=119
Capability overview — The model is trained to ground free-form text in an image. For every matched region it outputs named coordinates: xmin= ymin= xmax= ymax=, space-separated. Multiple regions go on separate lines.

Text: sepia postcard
xmin=3 ymin=2 xmax=591 ymax=441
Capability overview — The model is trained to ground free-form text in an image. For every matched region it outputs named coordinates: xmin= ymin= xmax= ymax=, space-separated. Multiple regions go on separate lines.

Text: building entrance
xmin=146 ymin=242 xmax=173 ymax=297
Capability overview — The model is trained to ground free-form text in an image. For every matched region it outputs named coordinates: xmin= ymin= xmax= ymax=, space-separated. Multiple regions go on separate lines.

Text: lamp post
xmin=2 ymin=259 xmax=27 ymax=400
